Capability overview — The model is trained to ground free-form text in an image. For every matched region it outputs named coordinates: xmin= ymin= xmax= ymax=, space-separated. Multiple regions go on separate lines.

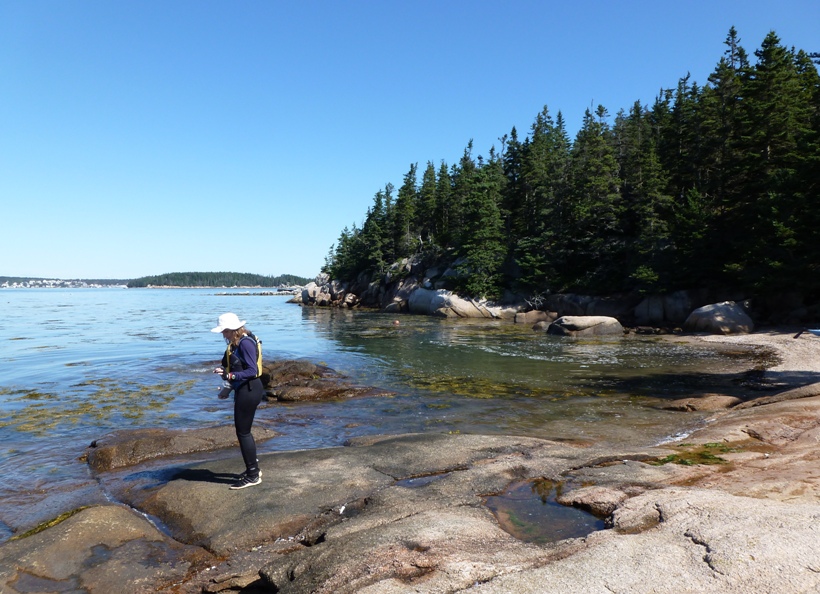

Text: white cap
xmin=210 ymin=312 xmax=246 ymax=333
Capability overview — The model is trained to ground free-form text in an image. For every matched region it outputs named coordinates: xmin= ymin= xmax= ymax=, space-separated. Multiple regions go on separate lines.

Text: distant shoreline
xmin=146 ymin=286 xmax=302 ymax=293
xmin=0 ymin=284 xmax=302 ymax=291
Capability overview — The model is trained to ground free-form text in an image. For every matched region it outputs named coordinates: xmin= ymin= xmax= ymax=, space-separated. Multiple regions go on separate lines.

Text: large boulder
xmin=328 ymin=279 xmax=348 ymax=301
xmin=381 ymin=277 xmax=419 ymax=313
xmin=546 ymin=316 xmax=625 ymax=337
xmin=300 ymin=281 xmax=319 ymax=304
xmin=342 ymin=292 xmax=359 ymax=308
xmin=683 ymin=301 xmax=754 ymax=335
xmin=408 ymin=287 xmax=451 ymax=316
xmin=407 ymin=288 xmax=517 ymax=319
xmin=447 ymin=293 xmax=493 ymax=318
xmin=300 ymin=279 xmax=338 ymax=307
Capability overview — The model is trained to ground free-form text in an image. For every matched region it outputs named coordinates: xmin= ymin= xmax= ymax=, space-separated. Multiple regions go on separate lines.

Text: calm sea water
xmin=0 ymin=288 xmax=760 ymax=539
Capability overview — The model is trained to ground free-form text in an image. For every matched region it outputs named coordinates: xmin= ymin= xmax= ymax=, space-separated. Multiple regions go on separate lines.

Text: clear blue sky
xmin=2 ymin=1 xmax=818 ymax=280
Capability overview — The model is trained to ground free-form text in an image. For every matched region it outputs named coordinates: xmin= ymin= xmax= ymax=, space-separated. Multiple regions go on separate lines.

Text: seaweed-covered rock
xmin=261 ymin=360 xmax=392 ymax=402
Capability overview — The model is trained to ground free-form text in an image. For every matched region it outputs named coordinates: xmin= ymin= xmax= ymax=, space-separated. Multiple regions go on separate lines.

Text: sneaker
xmin=230 ymin=474 xmax=261 ymax=490
xmin=238 ymin=469 xmax=262 ymax=480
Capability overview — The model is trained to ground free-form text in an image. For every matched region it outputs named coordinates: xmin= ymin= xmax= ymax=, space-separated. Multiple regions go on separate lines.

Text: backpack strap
xmin=238 ymin=334 xmax=263 ymax=378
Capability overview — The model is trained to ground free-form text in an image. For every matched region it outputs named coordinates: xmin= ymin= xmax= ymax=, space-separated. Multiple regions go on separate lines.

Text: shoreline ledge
xmin=2 ymin=331 xmax=820 ymax=593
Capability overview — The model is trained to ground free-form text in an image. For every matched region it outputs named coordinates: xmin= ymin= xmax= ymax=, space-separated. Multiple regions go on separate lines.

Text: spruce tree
xmin=512 ymin=107 xmax=571 ymax=293
xmin=417 ymin=162 xmax=438 ymax=245
xmin=456 ymin=148 xmax=506 ymax=299
xmin=614 ymin=101 xmax=673 ymax=292
xmin=393 ymin=164 xmax=419 ymax=259
xmin=733 ymin=32 xmax=814 ymax=292
xmin=360 ymin=190 xmax=389 ymax=275
xmin=320 ymin=27 xmax=819 ymax=303
xmin=793 ymin=49 xmax=820 ymax=294
xmin=433 ymin=161 xmax=452 ymax=247
xmin=566 ymin=106 xmax=624 ymax=292
xmin=447 ymin=142 xmax=477 ymax=250
xmin=695 ymin=28 xmax=751 ymax=289
xmin=500 ymin=127 xmax=524 ymax=240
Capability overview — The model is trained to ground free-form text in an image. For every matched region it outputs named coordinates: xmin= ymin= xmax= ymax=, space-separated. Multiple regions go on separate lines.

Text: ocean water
xmin=0 ymin=288 xmax=761 ymax=539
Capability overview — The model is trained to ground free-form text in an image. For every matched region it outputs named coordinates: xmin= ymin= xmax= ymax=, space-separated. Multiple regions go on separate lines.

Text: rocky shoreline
xmin=2 ymin=331 xmax=819 ymax=593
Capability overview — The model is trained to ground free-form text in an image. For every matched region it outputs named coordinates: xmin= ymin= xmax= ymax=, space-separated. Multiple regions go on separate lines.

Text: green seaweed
xmin=651 ymin=442 xmax=742 ymax=466
xmin=398 ymin=370 xmax=600 ymax=400
xmin=0 ymin=379 xmax=196 ymax=436
xmin=11 ymin=507 xmax=90 ymax=540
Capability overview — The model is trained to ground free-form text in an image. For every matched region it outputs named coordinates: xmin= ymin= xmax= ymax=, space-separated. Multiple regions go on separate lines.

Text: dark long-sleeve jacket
xmin=221 ymin=336 xmax=260 ymax=389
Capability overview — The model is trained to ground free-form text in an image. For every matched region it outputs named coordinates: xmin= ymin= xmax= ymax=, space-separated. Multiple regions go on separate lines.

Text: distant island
xmin=0 ymin=277 xmax=128 ymax=289
xmin=0 ymin=272 xmax=313 ymax=289
xmin=127 ymin=272 xmax=312 ymax=288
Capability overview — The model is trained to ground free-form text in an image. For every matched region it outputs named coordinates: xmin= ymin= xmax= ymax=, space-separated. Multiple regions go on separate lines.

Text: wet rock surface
xmin=3 ymin=343 xmax=820 ymax=593
xmin=86 ymin=424 xmax=279 ymax=472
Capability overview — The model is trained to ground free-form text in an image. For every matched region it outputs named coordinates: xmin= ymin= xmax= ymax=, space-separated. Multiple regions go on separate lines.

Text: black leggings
xmin=234 ymin=378 xmax=263 ymax=473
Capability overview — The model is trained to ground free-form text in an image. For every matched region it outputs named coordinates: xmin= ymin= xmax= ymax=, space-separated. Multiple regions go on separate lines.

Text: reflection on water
xmin=0 ymin=289 xmax=765 ymax=537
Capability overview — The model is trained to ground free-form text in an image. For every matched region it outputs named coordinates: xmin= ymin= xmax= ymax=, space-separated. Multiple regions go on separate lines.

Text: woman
xmin=211 ymin=312 xmax=263 ymax=490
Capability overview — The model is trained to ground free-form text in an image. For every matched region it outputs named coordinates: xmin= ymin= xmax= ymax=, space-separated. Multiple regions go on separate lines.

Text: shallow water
xmin=486 ymin=480 xmax=607 ymax=543
xmin=0 ymin=288 xmax=764 ymax=539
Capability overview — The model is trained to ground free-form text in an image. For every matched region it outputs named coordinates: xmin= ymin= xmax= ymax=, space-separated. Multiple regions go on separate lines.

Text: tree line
xmin=127 ymin=272 xmax=312 ymax=288
xmin=323 ymin=29 xmax=820 ymax=302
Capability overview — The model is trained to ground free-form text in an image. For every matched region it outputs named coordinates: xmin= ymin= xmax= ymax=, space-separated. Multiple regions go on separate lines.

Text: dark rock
xmin=262 ymin=360 xmax=392 ymax=402
xmin=86 ymin=425 xmax=278 ymax=473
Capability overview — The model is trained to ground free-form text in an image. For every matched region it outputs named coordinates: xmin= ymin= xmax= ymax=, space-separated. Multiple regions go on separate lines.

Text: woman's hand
xmin=213 ymin=367 xmax=224 ymax=375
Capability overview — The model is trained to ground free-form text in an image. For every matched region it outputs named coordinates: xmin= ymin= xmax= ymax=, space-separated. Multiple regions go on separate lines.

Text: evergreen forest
xmin=127 ymin=272 xmax=311 ymax=288
xmin=322 ymin=29 xmax=820 ymax=302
